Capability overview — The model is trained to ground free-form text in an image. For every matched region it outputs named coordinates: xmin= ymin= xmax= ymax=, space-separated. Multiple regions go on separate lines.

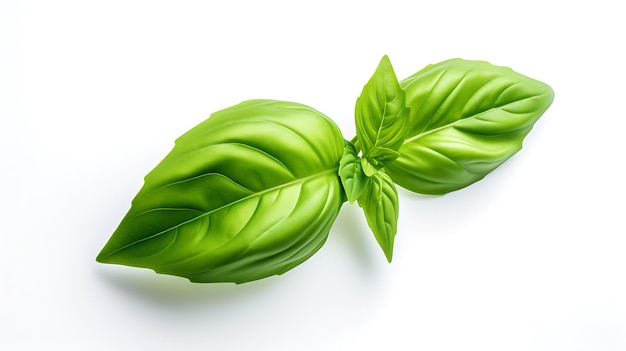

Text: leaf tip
xmin=381 ymin=232 xmax=395 ymax=263
xmin=380 ymin=54 xmax=391 ymax=65
xmin=376 ymin=54 xmax=395 ymax=77
xmin=544 ymin=82 xmax=556 ymax=105
xmin=95 ymin=251 xmax=108 ymax=263
xmin=384 ymin=248 xmax=393 ymax=263
xmin=95 ymin=244 xmax=119 ymax=264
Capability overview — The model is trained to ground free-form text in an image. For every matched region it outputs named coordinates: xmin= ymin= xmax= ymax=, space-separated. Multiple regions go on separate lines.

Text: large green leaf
xmin=357 ymin=170 xmax=399 ymax=262
xmin=355 ymin=55 xmax=409 ymax=172
xmin=386 ymin=59 xmax=554 ymax=195
xmin=97 ymin=100 xmax=345 ymax=283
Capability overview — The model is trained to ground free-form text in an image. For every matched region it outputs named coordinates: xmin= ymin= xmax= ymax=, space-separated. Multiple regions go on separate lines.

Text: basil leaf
xmin=96 ymin=100 xmax=345 ymax=284
xmin=360 ymin=157 xmax=379 ymax=177
xmin=355 ymin=55 xmax=410 ymax=170
xmin=357 ymin=170 xmax=399 ymax=262
xmin=338 ymin=141 xmax=366 ymax=204
xmin=386 ymin=59 xmax=554 ymax=195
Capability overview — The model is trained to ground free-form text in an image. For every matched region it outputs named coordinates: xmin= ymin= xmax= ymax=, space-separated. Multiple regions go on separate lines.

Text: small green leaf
xmin=355 ymin=55 xmax=410 ymax=170
xmin=360 ymin=157 xmax=378 ymax=177
xmin=338 ymin=142 xmax=366 ymax=204
xmin=97 ymin=100 xmax=345 ymax=284
xmin=366 ymin=146 xmax=400 ymax=167
xmin=357 ymin=170 xmax=399 ymax=262
xmin=386 ymin=59 xmax=554 ymax=195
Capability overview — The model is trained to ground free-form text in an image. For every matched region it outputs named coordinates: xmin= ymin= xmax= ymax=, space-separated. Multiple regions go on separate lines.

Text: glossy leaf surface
xmin=357 ymin=170 xmax=399 ymax=262
xmin=355 ymin=55 xmax=409 ymax=170
xmin=97 ymin=100 xmax=345 ymax=283
xmin=386 ymin=59 xmax=554 ymax=195
xmin=338 ymin=141 xmax=366 ymax=204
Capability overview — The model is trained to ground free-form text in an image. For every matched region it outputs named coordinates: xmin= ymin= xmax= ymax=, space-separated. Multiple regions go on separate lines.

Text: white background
xmin=2 ymin=0 xmax=625 ymax=350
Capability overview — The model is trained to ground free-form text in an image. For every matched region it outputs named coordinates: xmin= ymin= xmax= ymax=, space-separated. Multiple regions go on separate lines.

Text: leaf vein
xmin=100 ymin=168 xmax=338 ymax=259
xmin=403 ymin=93 xmax=549 ymax=144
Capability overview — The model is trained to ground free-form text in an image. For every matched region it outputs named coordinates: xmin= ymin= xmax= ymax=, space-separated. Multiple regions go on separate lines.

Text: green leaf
xmin=338 ymin=141 xmax=366 ymax=204
xmin=386 ymin=59 xmax=554 ymax=195
xmin=365 ymin=146 xmax=400 ymax=169
xmin=96 ymin=100 xmax=346 ymax=284
xmin=360 ymin=157 xmax=378 ymax=177
xmin=355 ymin=55 xmax=410 ymax=169
xmin=357 ymin=170 xmax=399 ymax=262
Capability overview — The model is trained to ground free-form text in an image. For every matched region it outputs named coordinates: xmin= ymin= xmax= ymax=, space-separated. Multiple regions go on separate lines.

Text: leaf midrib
xmin=100 ymin=167 xmax=339 ymax=259
xmin=402 ymin=93 xmax=548 ymax=145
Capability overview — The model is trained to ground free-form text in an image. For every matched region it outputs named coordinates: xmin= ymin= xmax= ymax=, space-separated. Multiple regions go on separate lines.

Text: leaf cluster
xmin=97 ymin=56 xmax=554 ymax=283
